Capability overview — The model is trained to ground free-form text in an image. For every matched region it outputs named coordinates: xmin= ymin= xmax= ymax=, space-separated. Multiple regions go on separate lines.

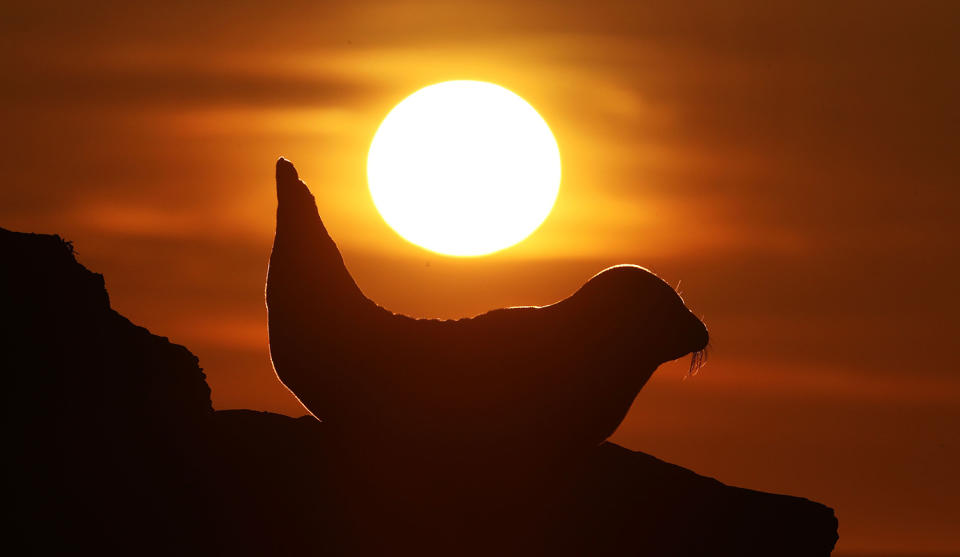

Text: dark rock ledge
xmin=2 ymin=227 xmax=838 ymax=556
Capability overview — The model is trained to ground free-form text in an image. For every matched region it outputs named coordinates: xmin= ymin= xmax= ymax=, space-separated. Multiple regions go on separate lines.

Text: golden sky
xmin=2 ymin=2 xmax=959 ymax=554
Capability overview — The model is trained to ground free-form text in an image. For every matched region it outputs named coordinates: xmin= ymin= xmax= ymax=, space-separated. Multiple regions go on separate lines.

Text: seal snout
xmin=691 ymin=314 xmax=709 ymax=353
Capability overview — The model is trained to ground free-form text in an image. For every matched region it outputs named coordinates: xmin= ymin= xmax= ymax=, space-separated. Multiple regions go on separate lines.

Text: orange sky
xmin=2 ymin=2 xmax=958 ymax=554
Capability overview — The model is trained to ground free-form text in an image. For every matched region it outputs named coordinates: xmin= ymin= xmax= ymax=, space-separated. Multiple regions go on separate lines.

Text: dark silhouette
xmin=2 ymin=163 xmax=838 ymax=555
xmin=268 ymin=158 xmax=708 ymax=452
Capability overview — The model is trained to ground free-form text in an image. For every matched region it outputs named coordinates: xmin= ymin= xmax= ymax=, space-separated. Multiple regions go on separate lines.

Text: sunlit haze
xmin=368 ymin=81 xmax=561 ymax=256
xmin=3 ymin=3 xmax=958 ymax=554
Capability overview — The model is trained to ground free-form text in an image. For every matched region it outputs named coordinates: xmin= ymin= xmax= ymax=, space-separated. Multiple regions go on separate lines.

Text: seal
xmin=266 ymin=158 xmax=708 ymax=453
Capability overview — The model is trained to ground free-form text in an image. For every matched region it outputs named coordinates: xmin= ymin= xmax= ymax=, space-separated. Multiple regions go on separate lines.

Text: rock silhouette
xmin=268 ymin=158 xmax=709 ymax=452
xmin=3 ymin=199 xmax=838 ymax=555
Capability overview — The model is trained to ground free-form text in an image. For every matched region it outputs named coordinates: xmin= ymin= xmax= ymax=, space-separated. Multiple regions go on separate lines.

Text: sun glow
xmin=367 ymin=80 xmax=561 ymax=256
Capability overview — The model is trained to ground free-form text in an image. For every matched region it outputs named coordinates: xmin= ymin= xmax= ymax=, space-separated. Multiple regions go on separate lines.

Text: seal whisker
xmin=689 ymin=345 xmax=708 ymax=376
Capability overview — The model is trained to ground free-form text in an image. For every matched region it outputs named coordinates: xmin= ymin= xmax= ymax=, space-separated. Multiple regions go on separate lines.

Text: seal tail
xmin=267 ymin=158 xmax=382 ymax=420
xmin=267 ymin=157 xmax=369 ymax=311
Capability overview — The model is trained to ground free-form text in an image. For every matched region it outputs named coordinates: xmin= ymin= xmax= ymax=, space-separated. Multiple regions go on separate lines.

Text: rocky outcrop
xmin=1 ymin=227 xmax=838 ymax=556
xmin=3 ymin=228 xmax=214 ymax=554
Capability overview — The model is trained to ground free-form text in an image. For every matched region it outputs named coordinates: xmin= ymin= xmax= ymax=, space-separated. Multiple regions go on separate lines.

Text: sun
xmin=367 ymin=80 xmax=561 ymax=256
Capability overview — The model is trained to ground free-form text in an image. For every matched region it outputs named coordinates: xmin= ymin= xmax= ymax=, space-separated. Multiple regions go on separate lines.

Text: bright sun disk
xmin=367 ymin=80 xmax=561 ymax=256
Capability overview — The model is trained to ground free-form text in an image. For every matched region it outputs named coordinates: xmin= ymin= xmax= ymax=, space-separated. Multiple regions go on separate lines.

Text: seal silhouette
xmin=267 ymin=158 xmax=708 ymax=452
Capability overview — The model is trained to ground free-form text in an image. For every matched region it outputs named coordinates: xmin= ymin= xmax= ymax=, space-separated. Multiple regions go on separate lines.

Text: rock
xmin=1 ymin=227 xmax=837 ymax=555
xmin=3 ymin=228 xmax=214 ymax=554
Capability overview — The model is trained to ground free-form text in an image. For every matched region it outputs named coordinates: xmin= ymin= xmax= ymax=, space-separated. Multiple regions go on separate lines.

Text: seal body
xmin=267 ymin=158 xmax=708 ymax=453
